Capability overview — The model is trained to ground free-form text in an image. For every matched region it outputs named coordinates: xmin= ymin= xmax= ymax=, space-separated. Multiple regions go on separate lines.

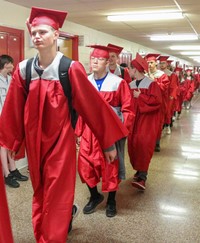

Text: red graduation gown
xmin=165 ymin=72 xmax=179 ymax=124
xmin=0 ymin=164 xmax=14 ymax=243
xmin=148 ymin=70 xmax=170 ymax=140
xmin=182 ymin=78 xmax=195 ymax=101
xmin=128 ymin=77 xmax=162 ymax=171
xmin=76 ymin=72 xmax=134 ymax=192
xmin=0 ymin=52 xmax=128 ymax=243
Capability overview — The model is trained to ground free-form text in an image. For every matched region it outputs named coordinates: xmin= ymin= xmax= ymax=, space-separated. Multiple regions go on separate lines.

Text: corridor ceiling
xmin=6 ymin=0 xmax=200 ymax=65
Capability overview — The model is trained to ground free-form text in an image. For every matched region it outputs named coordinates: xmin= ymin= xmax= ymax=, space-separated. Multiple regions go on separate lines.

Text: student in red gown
xmin=182 ymin=69 xmax=195 ymax=109
xmin=158 ymin=56 xmax=178 ymax=134
xmin=0 ymin=164 xmax=14 ymax=243
xmin=0 ymin=8 xmax=128 ymax=243
xmin=145 ymin=53 xmax=170 ymax=152
xmin=76 ymin=45 xmax=134 ymax=217
xmin=107 ymin=43 xmax=132 ymax=84
xmin=128 ymin=53 xmax=162 ymax=190
xmin=174 ymin=67 xmax=184 ymax=119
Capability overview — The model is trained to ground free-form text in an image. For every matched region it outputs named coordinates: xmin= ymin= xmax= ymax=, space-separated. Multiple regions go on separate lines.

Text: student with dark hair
xmin=107 ymin=43 xmax=132 ymax=84
xmin=0 ymin=55 xmax=28 ymax=188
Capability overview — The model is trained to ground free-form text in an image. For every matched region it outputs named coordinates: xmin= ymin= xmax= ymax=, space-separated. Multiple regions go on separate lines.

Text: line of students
xmin=0 ymin=6 xmax=199 ymax=243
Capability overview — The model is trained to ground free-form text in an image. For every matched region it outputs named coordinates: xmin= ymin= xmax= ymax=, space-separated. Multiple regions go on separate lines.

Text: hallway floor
xmin=6 ymin=93 xmax=200 ymax=243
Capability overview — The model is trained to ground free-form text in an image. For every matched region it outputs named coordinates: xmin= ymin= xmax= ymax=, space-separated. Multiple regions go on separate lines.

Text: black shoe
xmin=5 ymin=174 xmax=20 ymax=188
xmin=68 ymin=204 xmax=80 ymax=233
xmin=83 ymin=194 xmax=104 ymax=214
xmin=154 ymin=144 xmax=160 ymax=152
xmin=106 ymin=203 xmax=117 ymax=217
xmin=10 ymin=169 xmax=28 ymax=181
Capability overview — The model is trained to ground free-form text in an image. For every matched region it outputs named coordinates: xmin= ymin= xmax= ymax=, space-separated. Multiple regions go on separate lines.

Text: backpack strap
xmin=120 ymin=66 xmax=125 ymax=79
xmin=25 ymin=58 xmax=34 ymax=92
xmin=25 ymin=55 xmax=77 ymax=129
xmin=59 ymin=55 xmax=77 ymax=129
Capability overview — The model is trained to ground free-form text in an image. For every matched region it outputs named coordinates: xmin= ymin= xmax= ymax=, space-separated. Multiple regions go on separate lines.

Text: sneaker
xmin=68 ymin=204 xmax=80 ymax=233
xmin=5 ymin=174 xmax=20 ymax=188
xmin=132 ymin=179 xmax=146 ymax=191
xmin=83 ymin=194 xmax=104 ymax=214
xmin=154 ymin=144 xmax=160 ymax=152
xmin=10 ymin=169 xmax=28 ymax=181
xmin=106 ymin=203 xmax=117 ymax=218
xmin=166 ymin=126 xmax=171 ymax=135
xmin=172 ymin=116 xmax=176 ymax=122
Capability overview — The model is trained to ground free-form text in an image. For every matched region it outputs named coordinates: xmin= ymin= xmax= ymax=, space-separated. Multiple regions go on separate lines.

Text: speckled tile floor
xmin=6 ymin=93 xmax=200 ymax=243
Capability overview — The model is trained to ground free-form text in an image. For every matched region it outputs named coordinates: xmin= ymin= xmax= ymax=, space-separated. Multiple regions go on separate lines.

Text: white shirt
xmin=0 ymin=73 xmax=11 ymax=114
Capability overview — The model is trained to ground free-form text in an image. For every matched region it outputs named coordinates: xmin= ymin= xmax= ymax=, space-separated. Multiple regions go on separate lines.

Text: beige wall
xmin=0 ymin=0 xmax=192 ymax=73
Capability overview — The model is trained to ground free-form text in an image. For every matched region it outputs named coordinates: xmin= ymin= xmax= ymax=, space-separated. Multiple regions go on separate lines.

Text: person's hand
xmin=8 ymin=150 xmax=16 ymax=159
xmin=76 ymin=136 xmax=81 ymax=146
xmin=76 ymin=136 xmax=81 ymax=150
xmin=133 ymin=89 xmax=141 ymax=98
xmin=104 ymin=147 xmax=117 ymax=163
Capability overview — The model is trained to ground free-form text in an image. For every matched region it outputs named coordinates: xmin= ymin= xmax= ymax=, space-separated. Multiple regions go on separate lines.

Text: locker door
xmin=0 ymin=26 xmax=24 ymax=72
xmin=0 ymin=32 xmax=8 ymax=54
xmin=8 ymin=34 xmax=21 ymax=68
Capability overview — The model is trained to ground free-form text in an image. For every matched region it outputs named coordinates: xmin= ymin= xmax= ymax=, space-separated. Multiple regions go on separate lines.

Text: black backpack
xmin=25 ymin=55 xmax=78 ymax=129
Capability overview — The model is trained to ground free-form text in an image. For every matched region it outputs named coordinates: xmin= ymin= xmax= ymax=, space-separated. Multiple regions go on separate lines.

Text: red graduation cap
xmin=185 ymin=68 xmax=193 ymax=72
xmin=145 ymin=53 xmax=160 ymax=62
xmin=107 ymin=43 xmax=123 ymax=55
xmin=29 ymin=7 xmax=68 ymax=30
xmin=131 ymin=53 xmax=148 ymax=72
xmin=158 ymin=55 xmax=170 ymax=62
xmin=174 ymin=67 xmax=183 ymax=72
xmin=167 ymin=60 xmax=173 ymax=65
xmin=87 ymin=44 xmax=119 ymax=59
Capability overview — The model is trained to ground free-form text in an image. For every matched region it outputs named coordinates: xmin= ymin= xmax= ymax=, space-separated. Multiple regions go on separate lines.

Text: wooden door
xmin=57 ymin=38 xmax=72 ymax=59
xmin=58 ymin=32 xmax=79 ymax=61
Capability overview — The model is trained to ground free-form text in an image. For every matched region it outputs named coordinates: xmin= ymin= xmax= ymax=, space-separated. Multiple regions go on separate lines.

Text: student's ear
xmin=54 ymin=30 xmax=60 ymax=40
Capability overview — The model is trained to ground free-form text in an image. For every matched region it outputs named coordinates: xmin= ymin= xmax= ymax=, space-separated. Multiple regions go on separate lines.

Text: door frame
xmin=59 ymin=31 xmax=79 ymax=61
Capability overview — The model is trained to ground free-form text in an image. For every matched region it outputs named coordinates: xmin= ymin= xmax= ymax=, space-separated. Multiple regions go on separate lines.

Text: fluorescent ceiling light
xmin=189 ymin=56 xmax=200 ymax=59
xmin=150 ymin=35 xmax=198 ymax=41
xmin=181 ymin=51 xmax=200 ymax=55
xmin=107 ymin=11 xmax=183 ymax=21
xmin=189 ymin=57 xmax=200 ymax=62
xmin=170 ymin=45 xmax=200 ymax=50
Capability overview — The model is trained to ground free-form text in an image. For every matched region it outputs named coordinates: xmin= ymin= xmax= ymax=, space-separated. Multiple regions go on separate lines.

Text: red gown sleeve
xmin=137 ymin=82 xmax=162 ymax=113
xmin=155 ymin=73 xmax=170 ymax=93
xmin=117 ymin=80 xmax=135 ymax=132
xmin=169 ymin=73 xmax=179 ymax=99
xmin=0 ymin=64 xmax=26 ymax=153
xmin=0 ymin=165 xmax=14 ymax=243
